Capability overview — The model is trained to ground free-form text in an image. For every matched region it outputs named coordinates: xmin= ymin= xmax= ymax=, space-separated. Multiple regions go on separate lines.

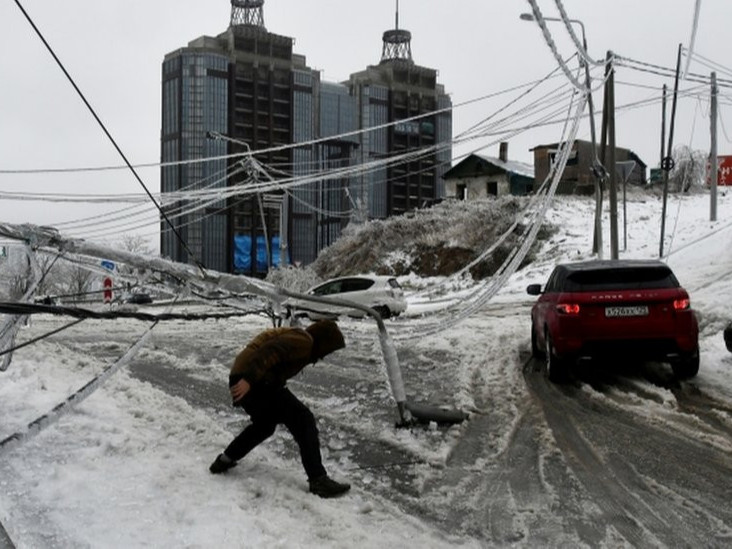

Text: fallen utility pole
xmin=0 ymin=221 xmax=467 ymax=427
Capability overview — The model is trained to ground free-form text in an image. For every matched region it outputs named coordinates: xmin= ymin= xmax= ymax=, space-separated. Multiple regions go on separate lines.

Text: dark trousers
xmin=224 ymin=386 xmax=327 ymax=481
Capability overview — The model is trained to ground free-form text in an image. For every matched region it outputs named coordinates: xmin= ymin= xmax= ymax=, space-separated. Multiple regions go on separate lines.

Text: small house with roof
xmin=443 ymin=142 xmax=534 ymax=200
xmin=531 ymin=139 xmax=647 ymax=194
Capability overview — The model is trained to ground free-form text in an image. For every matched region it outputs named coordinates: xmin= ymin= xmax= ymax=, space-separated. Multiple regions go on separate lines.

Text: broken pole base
xmin=395 ymin=401 xmax=468 ymax=428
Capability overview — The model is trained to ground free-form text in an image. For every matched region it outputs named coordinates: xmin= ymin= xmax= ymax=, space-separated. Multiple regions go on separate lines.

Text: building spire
xmin=381 ymin=0 xmax=413 ymax=63
xmin=231 ymin=0 xmax=265 ymax=28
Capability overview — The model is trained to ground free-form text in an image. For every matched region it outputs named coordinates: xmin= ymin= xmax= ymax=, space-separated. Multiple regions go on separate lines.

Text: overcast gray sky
xmin=1 ymin=0 xmax=731 ymax=245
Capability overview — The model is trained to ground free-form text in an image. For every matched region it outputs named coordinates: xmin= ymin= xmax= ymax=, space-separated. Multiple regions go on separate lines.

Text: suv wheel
xmin=672 ymin=347 xmax=700 ymax=379
xmin=531 ymin=322 xmax=544 ymax=358
xmin=545 ymin=331 xmax=568 ymax=383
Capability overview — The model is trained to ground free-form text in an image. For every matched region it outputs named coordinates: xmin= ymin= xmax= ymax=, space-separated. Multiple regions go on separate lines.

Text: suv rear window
xmin=563 ymin=267 xmax=679 ymax=292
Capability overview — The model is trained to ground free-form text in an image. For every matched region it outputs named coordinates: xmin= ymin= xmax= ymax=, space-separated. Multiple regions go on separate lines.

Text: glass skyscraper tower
xmin=161 ymin=0 xmax=451 ymax=275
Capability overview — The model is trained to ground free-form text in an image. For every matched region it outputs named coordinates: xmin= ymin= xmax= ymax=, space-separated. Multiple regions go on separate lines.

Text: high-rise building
xmin=346 ymin=6 xmax=452 ymax=218
xmin=161 ymin=0 xmax=451 ymax=275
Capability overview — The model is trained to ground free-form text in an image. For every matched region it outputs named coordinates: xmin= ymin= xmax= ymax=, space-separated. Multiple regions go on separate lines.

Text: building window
xmin=549 ymin=148 xmax=578 ymax=168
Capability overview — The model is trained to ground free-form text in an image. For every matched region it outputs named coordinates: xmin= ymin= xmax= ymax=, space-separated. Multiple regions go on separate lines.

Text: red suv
xmin=527 ymin=260 xmax=699 ymax=382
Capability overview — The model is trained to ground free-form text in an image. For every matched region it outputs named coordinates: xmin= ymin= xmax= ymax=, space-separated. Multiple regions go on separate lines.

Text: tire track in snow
xmin=524 ymin=356 xmax=732 ymax=546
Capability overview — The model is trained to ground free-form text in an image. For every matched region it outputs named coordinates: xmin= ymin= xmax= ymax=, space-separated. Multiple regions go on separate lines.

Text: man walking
xmin=209 ymin=319 xmax=351 ymax=498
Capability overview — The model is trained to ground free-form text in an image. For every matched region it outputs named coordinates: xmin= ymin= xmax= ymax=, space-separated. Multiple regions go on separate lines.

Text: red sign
xmin=709 ymin=155 xmax=732 ymax=186
xmin=718 ymin=155 xmax=732 ymax=186
xmin=103 ymin=277 xmax=113 ymax=304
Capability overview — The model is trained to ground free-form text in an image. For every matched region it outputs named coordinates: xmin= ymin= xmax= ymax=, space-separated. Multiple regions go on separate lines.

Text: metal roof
xmin=444 ymin=153 xmax=534 ymax=179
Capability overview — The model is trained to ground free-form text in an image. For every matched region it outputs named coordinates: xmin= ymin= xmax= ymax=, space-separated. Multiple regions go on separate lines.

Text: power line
xmin=11 ymin=0 xmax=204 ymax=272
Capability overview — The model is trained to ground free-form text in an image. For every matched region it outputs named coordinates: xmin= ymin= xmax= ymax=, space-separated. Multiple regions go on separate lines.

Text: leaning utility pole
xmin=710 ymin=71 xmax=718 ymax=222
xmin=659 ymin=44 xmax=683 ymax=258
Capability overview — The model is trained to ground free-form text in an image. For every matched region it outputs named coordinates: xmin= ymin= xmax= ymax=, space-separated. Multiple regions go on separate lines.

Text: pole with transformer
xmin=710 ymin=71 xmax=718 ymax=222
xmin=660 ymin=44 xmax=683 ymax=258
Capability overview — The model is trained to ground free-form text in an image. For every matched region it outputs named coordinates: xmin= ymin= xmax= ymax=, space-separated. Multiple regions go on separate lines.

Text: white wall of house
xmin=445 ymin=174 xmax=511 ymax=199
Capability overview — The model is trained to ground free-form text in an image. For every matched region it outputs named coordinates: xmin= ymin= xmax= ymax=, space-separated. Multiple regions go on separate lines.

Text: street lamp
xmin=520 ymin=12 xmax=605 ymax=258
xmin=519 ymin=13 xmax=588 ymax=56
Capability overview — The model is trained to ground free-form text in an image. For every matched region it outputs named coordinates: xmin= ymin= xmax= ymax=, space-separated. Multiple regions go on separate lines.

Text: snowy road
xmin=523 ymin=357 xmax=732 ymax=547
xmin=37 ymin=296 xmax=732 ymax=547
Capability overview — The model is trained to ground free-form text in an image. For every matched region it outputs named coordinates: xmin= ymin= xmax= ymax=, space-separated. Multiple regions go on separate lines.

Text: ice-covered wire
xmin=76 ymin=85 xmax=589 ymax=242
xmin=0 ymin=302 xmax=267 ymax=324
xmin=683 ymin=49 xmax=732 ymax=80
xmin=615 ymin=54 xmax=732 ymax=89
xmin=388 ymin=93 xmax=588 ymax=338
xmin=524 ymin=0 xmax=586 ymax=91
xmin=3 ymin=64 xmax=595 ymax=246
xmin=681 ymin=0 xmax=703 ymax=80
xmin=0 ymin=81 xmax=545 ymax=176
xmin=0 ymin=68 xmax=584 ymax=240
xmin=11 ymin=0 xmax=203 ymax=273
xmin=554 ymin=0 xmax=601 ymax=67
xmin=0 ymin=318 xmax=160 ymax=452
xmin=0 ymin=319 xmax=86 ymax=359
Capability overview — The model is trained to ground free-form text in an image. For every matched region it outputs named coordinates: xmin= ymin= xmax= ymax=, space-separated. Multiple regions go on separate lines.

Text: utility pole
xmin=710 ymin=71 xmax=718 ymax=222
xmin=585 ymin=39 xmax=605 ymax=259
xmin=660 ymin=44 xmax=683 ymax=258
xmin=607 ymin=51 xmax=619 ymax=260
xmin=596 ymin=52 xmax=613 ymax=258
xmin=660 ymin=84 xmax=667 ymax=171
xmin=616 ymin=161 xmax=636 ymax=251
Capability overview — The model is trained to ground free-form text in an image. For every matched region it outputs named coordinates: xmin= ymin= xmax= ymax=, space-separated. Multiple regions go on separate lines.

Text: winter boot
xmin=209 ymin=453 xmax=236 ymax=474
xmin=308 ymin=475 xmax=351 ymax=498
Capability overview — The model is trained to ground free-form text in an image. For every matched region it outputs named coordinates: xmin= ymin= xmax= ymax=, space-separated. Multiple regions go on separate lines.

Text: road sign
xmin=650 ymin=168 xmax=663 ymax=184
xmin=103 ymin=277 xmax=113 ymax=304
xmin=707 ymin=155 xmax=732 ymax=186
xmin=101 ymin=260 xmax=116 ymax=271
xmin=718 ymin=155 xmax=732 ymax=186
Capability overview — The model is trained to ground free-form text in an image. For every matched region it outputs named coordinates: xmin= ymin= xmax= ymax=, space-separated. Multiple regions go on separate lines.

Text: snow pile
xmin=312 ymin=196 xmax=550 ymax=279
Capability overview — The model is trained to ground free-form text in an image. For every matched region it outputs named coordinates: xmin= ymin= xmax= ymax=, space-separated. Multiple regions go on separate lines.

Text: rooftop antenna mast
xmin=381 ymin=0 xmax=413 ymax=63
xmin=231 ymin=0 xmax=265 ymax=28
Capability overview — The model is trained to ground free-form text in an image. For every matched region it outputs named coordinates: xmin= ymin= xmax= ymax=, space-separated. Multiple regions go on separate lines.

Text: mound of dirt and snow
xmin=309 ymin=196 xmax=552 ymax=281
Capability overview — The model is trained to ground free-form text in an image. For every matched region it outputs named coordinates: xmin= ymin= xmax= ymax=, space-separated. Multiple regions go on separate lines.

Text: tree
xmin=119 ymin=234 xmax=154 ymax=256
xmin=669 ymin=145 xmax=707 ymax=192
xmin=60 ymin=263 xmax=95 ymax=303
xmin=33 ymin=252 xmax=64 ymax=298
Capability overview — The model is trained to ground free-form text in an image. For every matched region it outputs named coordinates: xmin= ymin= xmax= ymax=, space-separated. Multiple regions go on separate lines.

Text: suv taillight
xmin=673 ymin=298 xmax=690 ymax=310
xmin=556 ymin=303 xmax=581 ymax=315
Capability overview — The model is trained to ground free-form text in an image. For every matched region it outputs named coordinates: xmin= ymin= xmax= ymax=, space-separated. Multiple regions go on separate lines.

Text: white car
xmin=285 ymin=275 xmax=407 ymax=320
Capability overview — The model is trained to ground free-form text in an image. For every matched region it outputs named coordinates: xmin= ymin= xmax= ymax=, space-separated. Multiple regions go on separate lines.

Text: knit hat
xmin=306 ymin=320 xmax=345 ymax=360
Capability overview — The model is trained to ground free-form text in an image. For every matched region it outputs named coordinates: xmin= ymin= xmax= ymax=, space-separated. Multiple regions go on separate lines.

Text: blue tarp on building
xmin=234 ymin=235 xmax=287 ymax=272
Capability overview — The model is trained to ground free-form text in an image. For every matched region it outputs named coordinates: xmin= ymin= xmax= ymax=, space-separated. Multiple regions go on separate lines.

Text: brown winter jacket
xmin=229 ymin=321 xmax=345 ymax=399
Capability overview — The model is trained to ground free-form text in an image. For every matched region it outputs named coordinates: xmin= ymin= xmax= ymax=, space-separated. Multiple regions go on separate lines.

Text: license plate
xmin=605 ymin=306 xmax=649 ymax=317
